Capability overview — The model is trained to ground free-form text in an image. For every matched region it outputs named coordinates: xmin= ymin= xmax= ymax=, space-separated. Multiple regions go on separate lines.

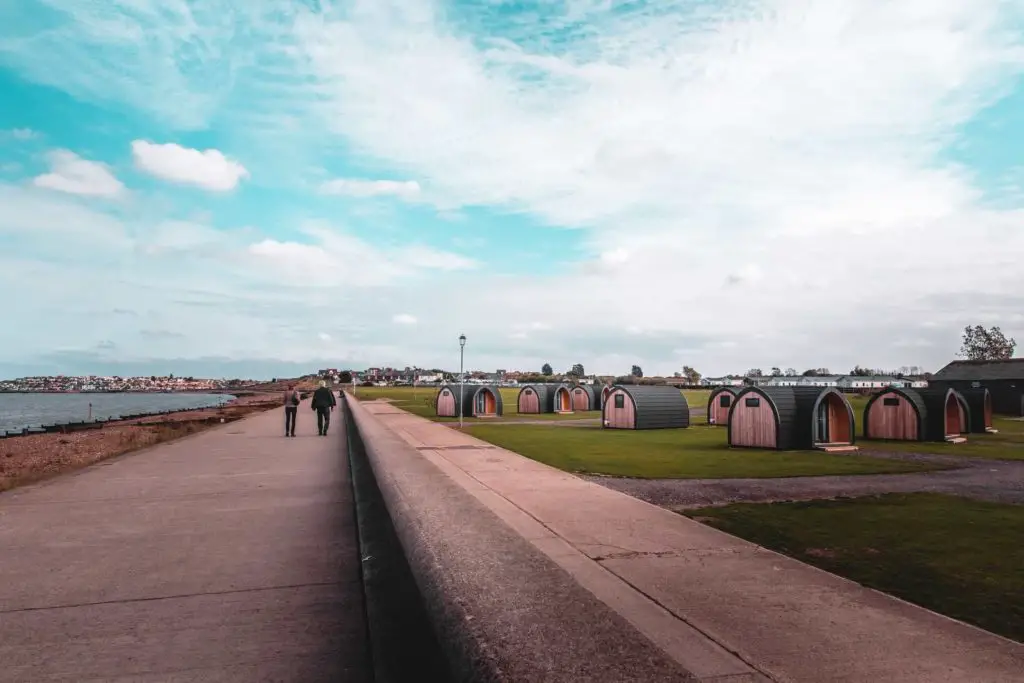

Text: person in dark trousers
xmin=283 ymin=384 xmax=300 ymax=437
xmin=311 ymin=380 xmax=337 ymax=436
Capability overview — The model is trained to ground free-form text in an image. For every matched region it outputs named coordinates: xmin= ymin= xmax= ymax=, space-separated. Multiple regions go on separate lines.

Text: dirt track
xmin=584 ymin=450 xmax=1024 ymax=508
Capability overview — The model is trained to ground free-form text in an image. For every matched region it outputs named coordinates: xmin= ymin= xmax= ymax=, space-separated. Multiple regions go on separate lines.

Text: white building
xmin=700 ymin=376 xmax=745 ymax=387
xmin=836 ymin=376 xmax=904 ymax=390
xmin=763 ymin=375 xmax=842 ymax=388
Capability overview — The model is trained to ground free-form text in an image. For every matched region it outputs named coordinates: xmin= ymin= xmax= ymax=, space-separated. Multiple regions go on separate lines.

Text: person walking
xmin=283 ymin=384 xmax=300 ymax=437
xmin=311 ymin=380 xmax=337 ymax=436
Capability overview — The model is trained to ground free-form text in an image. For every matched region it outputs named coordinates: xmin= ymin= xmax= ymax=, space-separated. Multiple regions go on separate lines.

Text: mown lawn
xmin=462 ymin=424 xmax=948 ymax=479
xmin=685 ymin=493 xmax=1024 ymax=642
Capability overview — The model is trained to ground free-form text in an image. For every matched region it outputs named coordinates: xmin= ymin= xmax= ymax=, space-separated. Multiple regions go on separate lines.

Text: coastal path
xmin=0 ymin=406 xmax=371 ymax=682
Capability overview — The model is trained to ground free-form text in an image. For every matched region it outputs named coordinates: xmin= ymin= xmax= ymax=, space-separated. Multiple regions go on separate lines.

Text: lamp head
xmin=459 ymin=334 xmax=466 ymax=348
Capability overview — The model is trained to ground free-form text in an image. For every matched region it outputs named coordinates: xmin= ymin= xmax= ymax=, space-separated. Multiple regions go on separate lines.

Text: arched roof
xmin=706 ymin=386 xmax=739 ymax=416
xmin=437 ymin=384 xmax=504 ymax=417
xmin=955 ymin=387 xmax=990 ymax=433
xmin=607 ymin=385 xmax=689 ymax=429
xmin=731 ymin=386 xmax=856 ymax=449
xmin=517 ymin=383 xmax=556 ymax=411
xmin=863 ymin=386 xmax=927 ymax=440
xmin=917 ymin=387 xmax=970 ymax=441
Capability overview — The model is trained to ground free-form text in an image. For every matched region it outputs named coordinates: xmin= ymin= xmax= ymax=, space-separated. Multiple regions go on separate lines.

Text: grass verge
xmin=462 ymin=424 xmax=948 ymax=479
xmin=685 ymin=493 xmax=1024 ymax=642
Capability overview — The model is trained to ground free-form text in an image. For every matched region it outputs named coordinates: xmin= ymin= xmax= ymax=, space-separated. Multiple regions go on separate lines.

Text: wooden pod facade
xmin=727 ymin=387 xmax=856 ymax=450
xmin=706 ymin=387 xmax=738 ymax=426
xmin=553 ymin=384 xmax=575 ymax=413
xmin=570 ymin=384 xmax=601 ymax=411
xmin=516 ymin=384 xmax=555 ymax=414
xmin=436 ymin=384 xmax=504 ymax=418
xmin=863 ymin=387 xmax=969 ymax=442
xmin=600 ymin=385 xmax=613 ymax=410
xmin=602 ymin=385 xmax=690 ymax=430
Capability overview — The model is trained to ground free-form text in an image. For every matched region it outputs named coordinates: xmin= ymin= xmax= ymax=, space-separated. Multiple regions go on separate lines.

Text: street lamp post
xmin=459 ymin=334 xmax=467 ymax=429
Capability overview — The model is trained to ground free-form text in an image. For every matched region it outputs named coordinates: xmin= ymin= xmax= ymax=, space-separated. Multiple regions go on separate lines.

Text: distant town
xmin=0 ymin=364 xmax=933 ymax=393
xmin=0 ymin=375 xmax=242 ymax=393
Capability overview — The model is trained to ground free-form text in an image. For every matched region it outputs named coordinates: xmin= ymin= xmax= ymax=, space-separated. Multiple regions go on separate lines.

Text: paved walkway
xmin=364 ymin=401 xmax=1024 ymax=683
xmin=0 ymin=407 xmax=370 ymax=682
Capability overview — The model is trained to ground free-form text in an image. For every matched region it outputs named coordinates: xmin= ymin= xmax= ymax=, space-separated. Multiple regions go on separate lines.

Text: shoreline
xmin=0 ymin=389 xmax=252 ymax=394
xmin=0 ymin=393 xmax=281 ymax=494
xmin=0 ymin=392 xmax=245 ymax=436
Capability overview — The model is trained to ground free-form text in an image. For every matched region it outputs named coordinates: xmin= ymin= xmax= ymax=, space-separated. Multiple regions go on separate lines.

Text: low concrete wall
xmin=344 ymin=394 xmax=694 ymax=682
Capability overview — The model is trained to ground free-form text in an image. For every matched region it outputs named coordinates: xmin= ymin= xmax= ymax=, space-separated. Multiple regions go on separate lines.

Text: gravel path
xmin=583 ymin=450 xmax=1024 ymax=509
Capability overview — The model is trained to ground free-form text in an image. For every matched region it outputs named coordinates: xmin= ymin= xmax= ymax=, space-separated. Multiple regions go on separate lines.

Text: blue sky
xmin=1 ymin=0 xmax=1023 ymax=380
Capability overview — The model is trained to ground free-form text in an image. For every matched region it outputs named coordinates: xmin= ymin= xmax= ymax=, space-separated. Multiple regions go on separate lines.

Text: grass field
xmin=685 ymin=493 xmax=1024 ymax=642
xmin=462 ymin=423 xmax=947 ymax=479
xmin=353 ymin=386 xmax=1024 ymax=460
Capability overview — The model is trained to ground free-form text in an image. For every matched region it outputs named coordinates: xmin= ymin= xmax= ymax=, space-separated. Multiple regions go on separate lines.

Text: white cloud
xmin=131 ymin=141 xmax=248 ymax=191
xmin=8 ymin=128 xmax=37 ymax=140
xmin=32 ymin=150 xmax=124 ymax=198
xmin=393 ymin=313 xmax=417 ymax=325
xmin=3 ymin=1 xmax=1024 ymax=376
xmin=318 ymin=332 xmax=332 ymax=341
xmin=243 ymin=221 xmax=477 ymax=288
xmin=320 ymin=178 xmax=421 ymax=199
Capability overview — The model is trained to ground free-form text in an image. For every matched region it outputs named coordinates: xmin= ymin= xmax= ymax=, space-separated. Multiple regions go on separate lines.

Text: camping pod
xmin=570 ymin=384 xmax=601 ymax=411
xmin=436 ymin=384 xmax=503 ymax=418
xmin=957 ymin=387 xmax=995 ymax=433
xmin=863 ymin=387 xmax=969 ymax=442
xmin=600 ymin=384 xmax=614 ymax=410
xmin=930 ymin=382 xmax=996 ymax=433
xmin=517 ymin=384 xmax=555 ymax=414
xmin=707 ymin=387 xmax=738 ymax=426
xmin=553 ymin=383 xmax=575 ymax=413
xmin=727 ymin=387 xmax=857 ymax=451
xmin=602 ymin=385 xmax=690 ymax=430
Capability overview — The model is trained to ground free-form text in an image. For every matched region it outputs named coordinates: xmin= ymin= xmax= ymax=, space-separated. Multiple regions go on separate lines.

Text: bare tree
xmin=681 ymin=365 xmax=701 ymax=385
xmin=959 ymin=325 xmax=1016 ymax=361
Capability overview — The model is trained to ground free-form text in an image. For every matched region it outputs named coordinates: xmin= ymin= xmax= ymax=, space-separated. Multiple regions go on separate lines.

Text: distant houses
xmin=700 ymin=374 xmax=930 ymax=390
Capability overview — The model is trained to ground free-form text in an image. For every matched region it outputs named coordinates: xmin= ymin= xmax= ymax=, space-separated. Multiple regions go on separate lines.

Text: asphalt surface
xmin=0 ymin=406 xmax=372 ymax=682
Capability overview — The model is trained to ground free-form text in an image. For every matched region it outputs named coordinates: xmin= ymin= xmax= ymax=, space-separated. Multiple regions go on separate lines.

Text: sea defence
xmin=344 ymin=393 xmax=1024 ymax=683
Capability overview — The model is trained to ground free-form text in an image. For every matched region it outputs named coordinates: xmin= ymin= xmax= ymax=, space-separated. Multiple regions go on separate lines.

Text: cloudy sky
xmin=1 ymin=0 xmax=1023 ymax=380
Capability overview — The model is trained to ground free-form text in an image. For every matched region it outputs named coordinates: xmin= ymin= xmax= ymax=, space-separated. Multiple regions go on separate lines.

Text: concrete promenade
xmin=361 ymin=400 xmax=1024 ymax=683
xmin=0 ymin=407 xmax=370 ymax=682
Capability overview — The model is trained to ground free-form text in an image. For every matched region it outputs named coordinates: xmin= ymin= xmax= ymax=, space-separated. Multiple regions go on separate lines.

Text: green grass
xmin=859 ymin=432 xmax=1024 ymax=460
xmin=462 ymin=423 xmax=948 ymax=479
xmin=685 ymin=493 xmax=1024 ymax=642
xmin=682 ymin=389 xmax=711 ymax=406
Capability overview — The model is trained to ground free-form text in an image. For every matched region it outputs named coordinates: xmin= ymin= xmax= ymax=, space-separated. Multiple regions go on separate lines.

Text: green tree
xmin=570 ymin=363 xmax=585 ymax=377
xmin=960 ymin=325 xmax=1016 ymax=360
xmin=541 ymin=363 xmax=553 ymax=376
xmin=681 ymin=365 xmax=701 ymax=385
xmin=746 ymin=368 xmax=763 ymax=377
xmin=631 ymin=365 xmax=643 ymax=378
xmin=339 ymin=371 xmax=353 ymax=384
xmin=770 ymin=367 xmax=782 ymax=376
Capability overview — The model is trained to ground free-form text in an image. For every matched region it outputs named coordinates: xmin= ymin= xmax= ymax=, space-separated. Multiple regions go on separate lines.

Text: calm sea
xmin=0 ymin=393 xmax=235 ymax=433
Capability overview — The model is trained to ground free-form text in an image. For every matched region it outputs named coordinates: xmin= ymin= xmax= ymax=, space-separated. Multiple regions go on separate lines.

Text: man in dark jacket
xmin=311 ymin=380 xmax=337 ymax=436
xmin=283 ymin=384 xmax=300 ymax=437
